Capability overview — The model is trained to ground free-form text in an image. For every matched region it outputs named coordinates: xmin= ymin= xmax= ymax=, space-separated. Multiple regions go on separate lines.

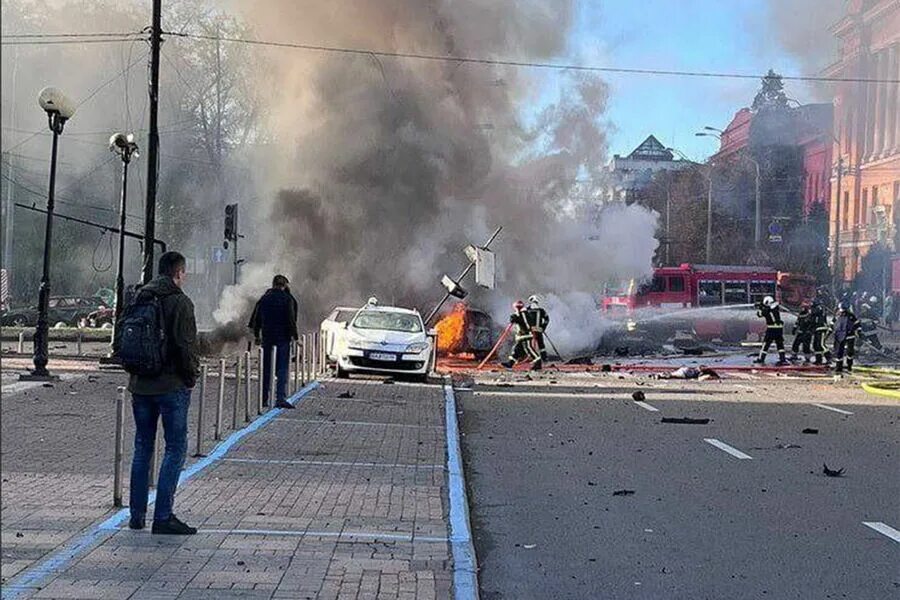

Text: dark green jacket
xmin=128 ymin=276 xmax=200 ymax=395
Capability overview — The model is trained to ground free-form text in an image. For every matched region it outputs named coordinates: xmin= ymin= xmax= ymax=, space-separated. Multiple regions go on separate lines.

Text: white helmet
xmin=870 ymin=296 xmax=878 ymax=303
xmin=762 ymin=296 xmax=775 ymax=307
xmin=366 ymin=296 xmax=378 ymax=306
xmin=528 ymin=294 xmax=540 ymax=306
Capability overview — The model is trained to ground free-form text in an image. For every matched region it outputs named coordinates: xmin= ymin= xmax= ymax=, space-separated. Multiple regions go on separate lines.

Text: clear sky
xmin=568 ymin=0 xmax=830 ymax=163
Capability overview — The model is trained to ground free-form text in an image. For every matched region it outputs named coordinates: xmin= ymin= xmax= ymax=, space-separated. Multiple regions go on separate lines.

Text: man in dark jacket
xmin=128 ymin=251 xmax=199 ymax=535
xmin=789 ymin=303 xmax=814 ymax=362
xmin=248 ymin=275 xmax=298 ymax=408
xmin=753 ymin=295 xmax=787 ymax=366
xmin=834 ymin=302 xmax=860 ymax=374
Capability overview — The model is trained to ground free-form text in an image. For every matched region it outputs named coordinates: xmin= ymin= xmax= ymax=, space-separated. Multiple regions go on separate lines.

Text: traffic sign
xmin=211 ymin=247 xmax=227 ymax=263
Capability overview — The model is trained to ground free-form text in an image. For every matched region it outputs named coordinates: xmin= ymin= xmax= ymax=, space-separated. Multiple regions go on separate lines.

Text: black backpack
xmin=114 ymin=289 xmax=167 ymax=376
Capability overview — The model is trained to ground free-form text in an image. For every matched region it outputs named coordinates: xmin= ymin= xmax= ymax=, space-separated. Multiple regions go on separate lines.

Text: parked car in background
xmin=321 ymin=298 xmax=433 ymax=381
xmin=1 ymin=296 xmax=106 ymax=328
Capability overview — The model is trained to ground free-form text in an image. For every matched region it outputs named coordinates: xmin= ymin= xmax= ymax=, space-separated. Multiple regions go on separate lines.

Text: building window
xmin=861 ymin=188 xmax=868 ymax=225
xmin=842 ymin=191 xmax=850 ymax=231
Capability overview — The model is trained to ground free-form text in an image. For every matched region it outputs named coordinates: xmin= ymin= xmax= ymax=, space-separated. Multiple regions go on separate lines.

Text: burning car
xmin=434 ymin=302 xmax=495 ymax=359
xmin=322 ymin=299 xmax=432 ymax=381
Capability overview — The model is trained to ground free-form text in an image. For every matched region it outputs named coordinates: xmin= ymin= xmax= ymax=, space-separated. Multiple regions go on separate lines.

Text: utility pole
xmin=705 ymin=171 xmax=713 ymax=264
xmin=833 ymin=156 xmax=844 ymax=293
xmin=141 ymin=0 xmax=162 ymax=284
xmin=3 ymin=47 xmax=20 ymax=295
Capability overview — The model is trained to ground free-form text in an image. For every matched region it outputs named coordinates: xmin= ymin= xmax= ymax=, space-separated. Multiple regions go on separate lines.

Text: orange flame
xmin=435 ymin=303 xmax=468 ymax=354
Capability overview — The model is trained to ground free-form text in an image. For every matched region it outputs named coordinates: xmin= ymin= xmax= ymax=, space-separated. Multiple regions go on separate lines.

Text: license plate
xmin=369 ymin=352 xmax=397 ymax=362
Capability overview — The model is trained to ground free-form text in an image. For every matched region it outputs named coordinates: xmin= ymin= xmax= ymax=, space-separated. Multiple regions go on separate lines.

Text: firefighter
xmin=526 ymin=295 xmax=550 ymax=361
xmin=811 ymin=301 xmax=830 ymax=365
xmin=858 ymin=303 xmax=883 ymax=350
xmin=834 ymin=301 xmax=860 ymax=374
xmin=754 ymin=296 xmax=787 ymax=365
xmin=501 ymin=300 xmax=542 ymax=370
xmin=789 ymin=303 xmax=814 ymax=362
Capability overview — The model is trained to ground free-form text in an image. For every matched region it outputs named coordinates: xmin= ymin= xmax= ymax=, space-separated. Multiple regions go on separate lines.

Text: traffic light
xmin=224 ymin=203 xmax=238 ymax=243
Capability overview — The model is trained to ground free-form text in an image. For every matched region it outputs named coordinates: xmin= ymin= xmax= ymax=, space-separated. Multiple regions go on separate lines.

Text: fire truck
xmin=601 ymin=264 xmax=815 ymax=342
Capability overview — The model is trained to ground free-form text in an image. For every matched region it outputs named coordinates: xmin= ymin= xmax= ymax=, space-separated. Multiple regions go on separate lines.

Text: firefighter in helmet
xmin=754 ymin=295 xmax=787 ymax=365
xmin=526 ymin=295 xmax=550 ymax=361
xmin=790 ymin=302 xmax=814 ymax=363
xmin=501 ymin=300 xmax=542 ymax=370
xmin=834 ymin=301 xmax=860 ymax=374
xmin=810 ymin=300 xmax=831 ymax=365
xmin=858 ymin=302 xmax=883 ymax=350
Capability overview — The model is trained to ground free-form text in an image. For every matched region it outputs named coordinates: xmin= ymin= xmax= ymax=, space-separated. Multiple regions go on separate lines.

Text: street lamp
xmin=23 ymin=87 xmax=76 ymax=381
xmin=106 ymin=133 xmax=139 ymax=361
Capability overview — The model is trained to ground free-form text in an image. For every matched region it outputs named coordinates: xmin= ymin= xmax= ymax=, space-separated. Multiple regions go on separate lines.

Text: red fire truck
xmin=601 ymin=264 xmax=815 ymax=341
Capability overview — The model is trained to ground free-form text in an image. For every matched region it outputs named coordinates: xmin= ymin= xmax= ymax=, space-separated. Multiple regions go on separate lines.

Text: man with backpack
xmin=116 ymin=251 xmax=199 ymax=535
xmin=248 ymin=274 xmax=298 ymax=408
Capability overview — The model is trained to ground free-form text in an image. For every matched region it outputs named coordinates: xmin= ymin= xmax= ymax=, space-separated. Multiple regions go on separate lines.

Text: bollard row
xmin=112 ymin=331 xmax=325 ymax=506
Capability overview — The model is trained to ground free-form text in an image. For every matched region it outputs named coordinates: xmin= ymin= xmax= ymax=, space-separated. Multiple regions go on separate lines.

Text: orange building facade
xmin=824 ymin=0 xmax=900 ymax=282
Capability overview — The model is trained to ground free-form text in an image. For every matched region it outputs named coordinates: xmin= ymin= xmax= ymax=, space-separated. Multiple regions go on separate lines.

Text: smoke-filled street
xmin=3 ymin=0 xmax=900 ymax=599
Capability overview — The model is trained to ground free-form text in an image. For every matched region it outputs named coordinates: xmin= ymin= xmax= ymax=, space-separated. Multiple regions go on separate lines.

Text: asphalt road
xmin=457 ymin=379 xmax=900 ymax=600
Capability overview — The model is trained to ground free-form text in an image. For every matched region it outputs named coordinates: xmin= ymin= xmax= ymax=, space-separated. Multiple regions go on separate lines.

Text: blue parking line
xmin=444 ymin=382 xmax=480 ymax=600
xmin=3 ymin=381 xmax=320 ymax=600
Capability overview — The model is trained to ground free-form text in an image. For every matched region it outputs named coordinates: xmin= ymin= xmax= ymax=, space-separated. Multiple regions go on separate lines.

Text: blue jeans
xmin=262 ymin=341 xmax=291 ymax=404
xmin=130 ymin=388 xmax=191 ymax=523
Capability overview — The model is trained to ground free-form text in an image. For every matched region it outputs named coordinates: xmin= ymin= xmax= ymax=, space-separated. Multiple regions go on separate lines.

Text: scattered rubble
xmin=631 ymin=391 xmax=646 ymax=402
xmin=822 ymin=464 xmax=845 ymax=477
xmin=801 ymin=428 xmax=819 ymax=434
xmin=612 ymin=489 xmax=635 ymax=496
xmin=660 ymin=417 xmax=710 ymax=425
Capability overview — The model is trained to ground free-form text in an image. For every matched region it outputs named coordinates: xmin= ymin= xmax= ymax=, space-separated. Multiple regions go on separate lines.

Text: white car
xmin=321 ymin=300 xmax=433 ymax=380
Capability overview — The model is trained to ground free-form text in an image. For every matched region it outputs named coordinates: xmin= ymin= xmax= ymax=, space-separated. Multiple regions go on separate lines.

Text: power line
xmin=163 ymin=30 xmax=900 ymax=85
xmin=1 ymin=38 xmax=146 ymax=46
xmin=1 ymin=31 xmax=145 ymax=39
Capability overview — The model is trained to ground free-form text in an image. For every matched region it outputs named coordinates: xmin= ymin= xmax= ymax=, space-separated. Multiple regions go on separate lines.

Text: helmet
xmin=528 ymin=294 xmax=540 ymax=306
xmin=366 ymin=296 xmax=378 ymax=306
xmin=870 ymin=296 xmax=878 ymax=303
xmin=513 ymin=300 xmax=525 ymax=311
xmin=861 ymin=303 xmax=871 ymax=312
xmin=762 ymin=296 xmax=775 ymax=307
xmin=838 ymin=301 xmax=851 ymax=313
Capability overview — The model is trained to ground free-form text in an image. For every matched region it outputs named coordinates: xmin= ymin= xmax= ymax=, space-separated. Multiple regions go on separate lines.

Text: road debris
xmin=660 ymin=417 xmax=710 ymax=425
xmin=822 ymin=464 xmax=845 ymax=477
xmin=632 ymin=390 xmax=646 ymax=402
xmin=337 ymin=391 xmax=355 ymax=398
xmin=612 ymin=489 xmax=635 ymax=496
xmin=802 ymin=428 xmax=819 ymax=434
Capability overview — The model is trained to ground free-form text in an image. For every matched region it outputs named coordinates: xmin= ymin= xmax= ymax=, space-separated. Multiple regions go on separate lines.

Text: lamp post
xmin=106 ymin=133 xmax=139 ymax=360
xmin=23 ymin=88 xmax=75 ymax=381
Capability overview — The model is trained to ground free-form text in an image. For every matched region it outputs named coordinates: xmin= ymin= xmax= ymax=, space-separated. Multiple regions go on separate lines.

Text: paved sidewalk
xmin=3 ymin=379 xmax=454 ymax=600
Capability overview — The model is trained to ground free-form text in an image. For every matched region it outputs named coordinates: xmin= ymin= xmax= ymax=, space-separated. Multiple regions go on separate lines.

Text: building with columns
xmin=824 ymin=0 xmax=900 ymax=282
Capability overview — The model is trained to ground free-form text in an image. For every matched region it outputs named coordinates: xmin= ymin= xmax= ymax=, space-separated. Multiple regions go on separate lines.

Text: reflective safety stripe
xmin=767 ymin=325 xmax=784 ymax=329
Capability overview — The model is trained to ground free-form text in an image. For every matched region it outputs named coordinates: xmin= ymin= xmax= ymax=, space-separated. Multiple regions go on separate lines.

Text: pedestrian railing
xmin=111 ymin=332 xmax=326 ymax=507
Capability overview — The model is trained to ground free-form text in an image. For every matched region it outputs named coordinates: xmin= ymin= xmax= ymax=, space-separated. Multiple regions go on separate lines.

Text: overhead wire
xmin=163 ymin=30 xmax=900 ymax=85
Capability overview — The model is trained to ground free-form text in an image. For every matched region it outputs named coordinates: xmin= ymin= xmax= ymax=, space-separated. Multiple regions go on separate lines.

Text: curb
xmin=443 ymin=378 xmax=480 ymax=600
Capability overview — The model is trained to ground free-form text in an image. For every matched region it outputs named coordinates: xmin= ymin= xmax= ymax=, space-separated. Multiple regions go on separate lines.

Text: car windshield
xmin=352 ymin=310 xmax=422 ymax=333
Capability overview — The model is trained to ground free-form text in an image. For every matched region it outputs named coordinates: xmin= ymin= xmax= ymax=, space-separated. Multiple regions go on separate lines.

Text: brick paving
xmin=2 ymin=377 xmax=453 ymax=599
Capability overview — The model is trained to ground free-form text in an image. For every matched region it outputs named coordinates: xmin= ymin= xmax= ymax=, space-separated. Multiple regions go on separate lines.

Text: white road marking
xmin=633 ymin=400 xmax=659 ymax=412
xmin=222 ymin=457 xmax=445 ymax=469
xmin=812 ymin=403 xmax=853 ymax=415
xmin=704 ymin=438 xmax=753 ymax=460
xmin=863 ymin=522 xmax=900 ymax=544
xmin=272 ymin=417 xmax=440 ymax=429
xmin=475 ymin=391 xmax=613 ymax=399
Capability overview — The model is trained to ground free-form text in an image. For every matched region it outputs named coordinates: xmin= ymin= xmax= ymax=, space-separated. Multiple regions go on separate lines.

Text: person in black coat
xmin=753 ymin=296 xmax=787 ymax=366
xmin=248 ymin=274 xmax=299 ymax=408
xmin=834 ymin=302 xmax=860 ymax=374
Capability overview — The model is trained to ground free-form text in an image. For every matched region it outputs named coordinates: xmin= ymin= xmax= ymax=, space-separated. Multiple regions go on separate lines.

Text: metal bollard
xmin=311 ymin=332 xmax=318 ymax=378
xmin=231 ymin=356 xmax=242 ymax=430
xmin=294 ymin=341 xmax=300 ymax=394
xmin=17 ymin=331 xmax=25 ymax=354
xmin=113 ymin=386 xmax=126 ymax=507
xmin=301 ymin=334 xmax=308 ymax=386
xmin=150 ymin=427 xmax=162 ymax=488
xmin=257 ymin=346 xmax=264 ymax=414
xmin=214 ymin=358 xmax=225 ymax=440
xmin=269 ymin=346 xmax=277 ymax=408
xmin=76 ymin=331 xmax=83 ymax=356
xmin=193 ymin=365 xmax=208 ymax=456
xmin=244 ymin=350 xmax=251 ymax=422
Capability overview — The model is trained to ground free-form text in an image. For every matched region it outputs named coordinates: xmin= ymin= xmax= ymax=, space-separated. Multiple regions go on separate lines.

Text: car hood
xmin=347 ymin=327 xmax=425 ymax=347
